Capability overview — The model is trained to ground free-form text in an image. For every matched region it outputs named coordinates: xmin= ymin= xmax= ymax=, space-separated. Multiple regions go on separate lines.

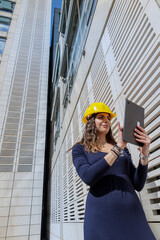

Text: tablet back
xmin=123 ymin=99 xmax=144 ymax=146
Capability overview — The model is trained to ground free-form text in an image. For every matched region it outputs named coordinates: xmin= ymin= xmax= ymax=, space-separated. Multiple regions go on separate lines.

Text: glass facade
xmin=0 ymin=0 xmax=15 ymax=13
xmin=51 ymin=0 xmax=97 ymax=145
xmin=0 ymin=16 xmax=11 ymax=32
xmin=53 ymin=46 xmax=60 ymax=86
xmin=61 ymin=0 xmax=97 ymax=108
xmin=0 ymin=37 xmax=6 ymax=54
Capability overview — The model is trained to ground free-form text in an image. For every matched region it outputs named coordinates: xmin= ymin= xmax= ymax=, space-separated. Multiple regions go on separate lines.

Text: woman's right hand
xmin=117 ymin=121 xmax=127 ymax=149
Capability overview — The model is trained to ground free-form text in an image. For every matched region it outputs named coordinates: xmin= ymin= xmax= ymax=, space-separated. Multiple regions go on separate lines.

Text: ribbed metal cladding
xmin=0 ymin=0 xmax=46 ymax=173
xmin=107 ymin=0 xmax=160 ymax=221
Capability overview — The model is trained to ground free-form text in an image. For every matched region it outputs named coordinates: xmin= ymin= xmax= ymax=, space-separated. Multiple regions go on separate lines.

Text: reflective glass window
xmin=0 ymin=0 xmax=15 ymax=13
xmin=0 ymin=16 xmax=11 ymax=32
xmin=0 ymin=37 xmax=6 ymax=54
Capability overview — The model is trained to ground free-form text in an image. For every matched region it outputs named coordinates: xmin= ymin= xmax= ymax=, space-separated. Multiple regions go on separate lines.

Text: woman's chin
xmin=98 ymin=129 xmax=109 ymax=135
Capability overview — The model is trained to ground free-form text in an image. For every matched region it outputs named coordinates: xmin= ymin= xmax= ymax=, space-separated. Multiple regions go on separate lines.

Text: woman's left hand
xmin=134 ymin=125 xmax=151 ymax=157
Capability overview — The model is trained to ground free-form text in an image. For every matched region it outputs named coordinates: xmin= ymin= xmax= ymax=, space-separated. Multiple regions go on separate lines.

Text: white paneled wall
xmin=50 ymin=0 xmax=160 ymax=239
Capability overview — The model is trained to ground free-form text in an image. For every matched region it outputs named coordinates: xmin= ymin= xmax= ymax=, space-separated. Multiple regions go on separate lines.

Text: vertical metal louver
xmin=106 ymin=0 xmax=160 ymax=222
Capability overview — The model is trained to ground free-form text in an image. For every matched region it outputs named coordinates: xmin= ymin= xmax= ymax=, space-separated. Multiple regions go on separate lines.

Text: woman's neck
xmin=97 ymin=134 xmax=107 ymax=146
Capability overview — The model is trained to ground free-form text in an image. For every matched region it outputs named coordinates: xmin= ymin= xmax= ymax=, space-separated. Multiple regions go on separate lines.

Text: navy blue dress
xmin=72 ymin=144 xmax=156 ymax=240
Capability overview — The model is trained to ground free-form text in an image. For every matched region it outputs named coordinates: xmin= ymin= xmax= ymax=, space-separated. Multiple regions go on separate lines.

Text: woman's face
xmin=95 ymin=112 xmax=111 ymax=135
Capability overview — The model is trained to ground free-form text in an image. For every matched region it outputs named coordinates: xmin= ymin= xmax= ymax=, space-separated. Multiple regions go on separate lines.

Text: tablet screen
xmin=123 ymin=99 xmax=144 ymax=147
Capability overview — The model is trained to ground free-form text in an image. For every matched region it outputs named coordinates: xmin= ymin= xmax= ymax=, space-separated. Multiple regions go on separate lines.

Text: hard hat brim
xmin=82 ymin=111 xmax=116 ymax=124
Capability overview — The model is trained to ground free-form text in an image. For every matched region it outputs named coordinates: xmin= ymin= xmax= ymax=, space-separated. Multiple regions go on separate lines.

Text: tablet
xmin=123 ymin=99 xmax=144 ymax=147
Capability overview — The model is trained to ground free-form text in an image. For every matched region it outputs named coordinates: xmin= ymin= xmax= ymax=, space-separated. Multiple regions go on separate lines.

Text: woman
xmin=72 ymin=102 xmax=156 ymax=240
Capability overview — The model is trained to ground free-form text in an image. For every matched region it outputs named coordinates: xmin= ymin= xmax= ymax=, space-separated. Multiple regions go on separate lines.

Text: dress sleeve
xmin=72 ymin=144 xmax=111 ymax=186
xmin=124 ymin=148 xmax=148 ymax=192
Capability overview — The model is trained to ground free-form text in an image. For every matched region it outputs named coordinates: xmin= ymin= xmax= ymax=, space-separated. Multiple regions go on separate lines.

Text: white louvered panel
xmin=150 ymin=138 xmax=159 ymax=153
xmin=76 ymin=197 xmax=85 ymax=221
xmin=63 ymin=176 xmax=68 ymax=206
xmin=116 ymin=3 xmax=144 ymax=68
xmin=148 ymin=204 xmax=160 ymax=211
xmin=140 ymin=86 xmax=159 ymax=114
xmin=90 ymin=43 xmax=104 ymax=83
xmin=108 ymin=0 xmax=157 ymax=88
xmin=68 ymin=151 xmax=73 ymax=171
xmin=69 ymin=202 xmax=76 ymax=221
xmin=72 ymin=107 xmax=80 ymax=143
xmin=149 ymin=149 xmax=160 ymax=163
xmin=148 ymin=168 xmax=160 ymax=180
xmin=79 ymin=81 xmax=90 ymax=129
xmin=68 ymin=165 xmax=74 ymax=187
xmin=68 ymin=182 xmax=74 ymax=203
xmin=123 ymin=38 xmax=160 ymax=96
xmin=147 ymin=179 xmax=160 ymax=190
xmin=145 ymin=107 xmax=159 ymax=127
xmin=63 ymin=205 xmax=69 ymax=222
xmin=107 ymin=1 xmax=128 ymax=46
xmin=127 ymin=67 xmax=159 ymax=104
xmin=149 ymin=154 xmax=160 ymax=169
xmin=149 ymin=126 xmax=160 ymax=142
xmin=67 ymin=125 xmax=72 ymax=150
xmin=63 ymin=175 xmax=68 ymax=205
xmin=62 ymin=140 xmax=67 ymax=177
xmin=100 ymin=82 xmax=111 ymax=103
xmin=118 ymin=19 xmax=155 ymax=86
xmin=145 ymin=95 xmax=160 ymax=117
xmin=119 ymin=19 xmax=155 ymax=83
xmin=92 ymin=62 xmax=109 ymax=102
xmin=70 ymin=120 xmax=74 ymax=145
xmin=57 ymin=157 xmax=61 ymax=222
xmin=113 ymin=1 xmax=143 ymax=60
xmin=51 ymin=166 xmax=56 ymax=223
xmin=51 ymin=156 xmax=61 ymax=223
xmin=86 ymin=73 xmax=95 ymax=104
xmin=105 ymin=0 xmax=160 ymax=222
xmin=53 ymin=168 xmax=57 ymax=222
xmin=109 ymin=1 xmax=133 ymax=51
xmin=109 ymin=0 xmax=138 ymax=54
xmin=77 ymin=101 xmax=84 ymax=138
xmin=138 ymin=80 xmax=159 ymax=107
xmin=62 ymin=154 xmax=67 ymax=177
xmin=145 ymin=116 xmax=160 ymax=135
xmin=142 ymin=191 xmax=160 ymax=202
xmin=63 ymin=138 xmax=69 ymax=211
xmin=75 ymin=176 xmax=84 ymax=198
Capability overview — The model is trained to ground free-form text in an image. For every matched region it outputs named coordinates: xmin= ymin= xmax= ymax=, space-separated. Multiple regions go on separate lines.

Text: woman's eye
xmin=97 ymin=115 xmax=110 ymax=120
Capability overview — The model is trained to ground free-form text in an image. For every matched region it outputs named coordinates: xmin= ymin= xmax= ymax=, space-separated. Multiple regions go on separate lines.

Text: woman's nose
xmin=103 ymin=117 xmax=109 ymax=123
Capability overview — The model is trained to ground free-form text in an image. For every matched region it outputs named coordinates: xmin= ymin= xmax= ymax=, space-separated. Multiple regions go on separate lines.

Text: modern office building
xmin=0 ymin=0 xmax=51 ymax=239
xmin=50 ymin=0 xmax=160 ymax=239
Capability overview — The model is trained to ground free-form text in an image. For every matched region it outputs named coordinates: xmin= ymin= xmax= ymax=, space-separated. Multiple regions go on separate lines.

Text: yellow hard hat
xmin=82 ymin=102 xmax=116 ymax=124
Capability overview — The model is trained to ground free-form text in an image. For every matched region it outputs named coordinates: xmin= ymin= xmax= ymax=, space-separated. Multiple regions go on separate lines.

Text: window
xmin=0 ymin=0 xmax=15 ymax=13
xmin=53 ymin=45 xmax=60 ymax=86
xmin=61 ymin=0 xmax=97 ymax=109
xmin=0 ymin=16 xmax=11 ymax=32
xmin=51 ymin=87 xmax=60 ymax=146
xmin=87 ymin=0 xmax=97 ymax=26
xmin=0 ymin=37 xmax=6 ymax=54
